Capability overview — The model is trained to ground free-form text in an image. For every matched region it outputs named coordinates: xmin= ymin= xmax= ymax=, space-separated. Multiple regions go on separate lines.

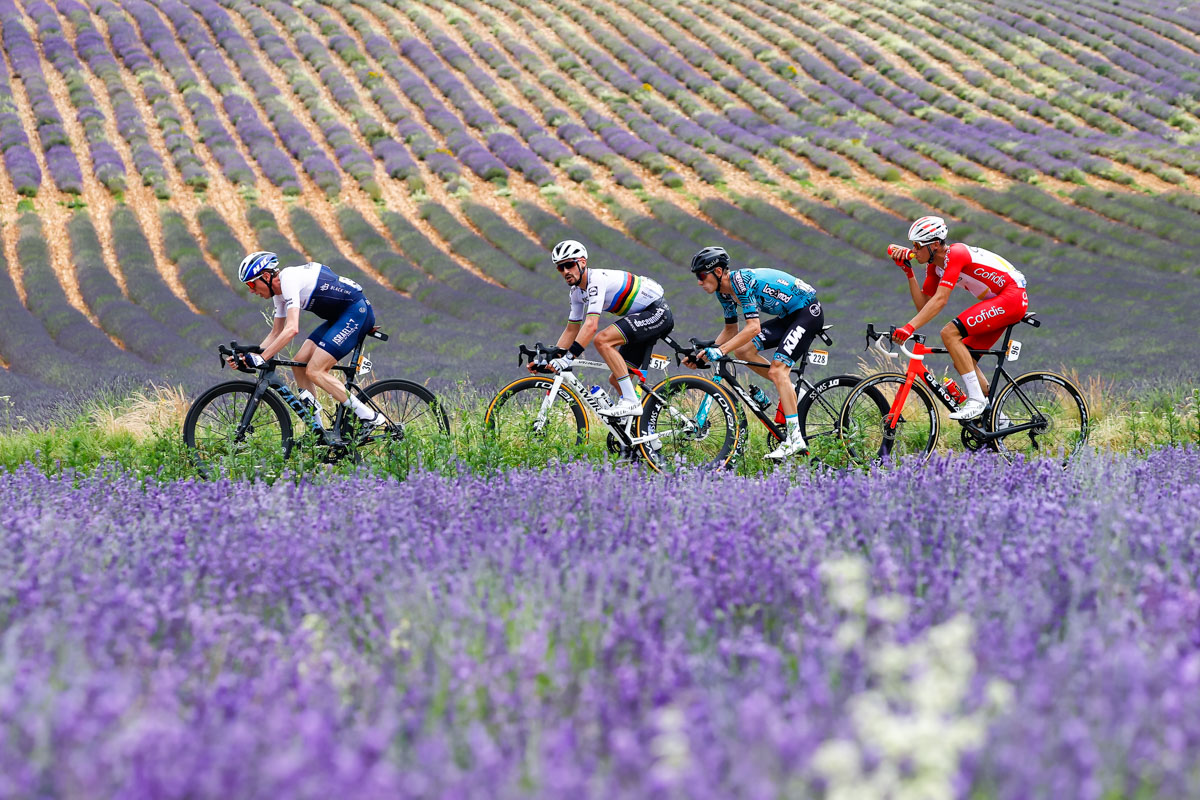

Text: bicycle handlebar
xmin=864 ymin=324 xmax=925 ymax=362
xmin=218 ymin=341 xmax=266 ymax=373
xmin=517 ymin=342 xmax=568 ymax=374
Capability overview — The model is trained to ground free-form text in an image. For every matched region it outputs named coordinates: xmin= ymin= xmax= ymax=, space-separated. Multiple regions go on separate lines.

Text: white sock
xmin=617 ymin=375 xmax=637 ymax=403
xmin=960 ymin=371 xmax=985 ymax=403
xmin=343 ymin=395 xmax=375 ymax=420
xmin=785 ymin=414 xmax=799 ymax=435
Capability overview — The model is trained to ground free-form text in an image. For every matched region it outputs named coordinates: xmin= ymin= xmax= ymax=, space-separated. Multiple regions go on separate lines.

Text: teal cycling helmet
xmin=238 ymin=251 xmax=279 ymax=284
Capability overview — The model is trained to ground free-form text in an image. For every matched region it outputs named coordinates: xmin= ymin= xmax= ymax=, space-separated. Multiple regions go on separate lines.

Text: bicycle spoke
xmin=992 ymin=374 xmax=1088 ymax=464
xmin=641 ymin=380 xmax=737 ymax=472
xmin=841 ymin=376 xmax=936 ymax=466
xmin=485 ymin=379 xmax=586 ymax=455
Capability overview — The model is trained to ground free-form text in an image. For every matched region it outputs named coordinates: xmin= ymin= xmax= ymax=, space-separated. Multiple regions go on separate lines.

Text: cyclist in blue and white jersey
xmin=686 ymin=246 xmax=823 ymax=460
xmin=236 ymin=251 xmax=382 ymax=442
xmin=534 ymin=239 xmax=674 ymax=418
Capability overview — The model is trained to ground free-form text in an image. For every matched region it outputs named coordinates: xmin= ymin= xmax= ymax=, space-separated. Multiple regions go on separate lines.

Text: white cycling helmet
xmin=238 ymin=251 xmax=279 ymax=283
xmin=907 ymin=216 xmax=948 ymax=245
xmin=551 ymin=239 xmax=588 ymax=264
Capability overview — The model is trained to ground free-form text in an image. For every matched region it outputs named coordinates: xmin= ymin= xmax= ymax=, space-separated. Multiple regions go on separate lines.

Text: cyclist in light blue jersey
xmin=686 ymin=246 xmax=823 ymax=461
xmin=237 ymin=251 xmax=382 ymax=444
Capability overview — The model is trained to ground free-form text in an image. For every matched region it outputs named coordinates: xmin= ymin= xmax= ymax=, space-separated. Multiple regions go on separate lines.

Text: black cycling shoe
xmin=320 ymin=429 xmax=347 ymax=449
xmin=352 ymin=412 xmax=387 ymax=444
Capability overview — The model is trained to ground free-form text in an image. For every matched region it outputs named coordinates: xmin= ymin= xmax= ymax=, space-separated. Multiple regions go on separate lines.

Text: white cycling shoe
xmin=599 ymin=398 xmax=643 ymax=418
xmin=948 ymin=398 xmax=987 ymax=421
xmin=766 ymin=429 xmax=809 ymax=461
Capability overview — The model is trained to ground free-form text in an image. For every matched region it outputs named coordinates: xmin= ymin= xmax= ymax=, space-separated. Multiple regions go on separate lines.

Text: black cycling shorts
xmin=752 ymin=301 xmax=823 ymax=367
xmin=612 ymin=301 xmax=674 ymax=370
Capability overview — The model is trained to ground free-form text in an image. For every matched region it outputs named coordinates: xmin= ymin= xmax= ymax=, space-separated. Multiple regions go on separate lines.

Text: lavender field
xmin=0 ymin=0 xmax=1199 ymax=417
xmin=0 ymin=448 xmax=1197 ymax=797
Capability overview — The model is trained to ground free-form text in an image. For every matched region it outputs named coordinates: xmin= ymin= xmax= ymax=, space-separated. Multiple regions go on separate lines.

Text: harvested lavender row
xmin=0 ymin=0 xmax=83 ymax=192
xmin=4 ymin=449 xmax=1200 ymax=797
xmin=216 ymin=0 xmax=379 ymax=196
xmin=0 ymin=20 xmax=39 ymax=195
xmin=108 ymin=0 xmax=254 ymax=185
xmin=25 ymin=0 xmax=127 ymax=192
xmin=58 ymin=0 xmax=171 ymax=197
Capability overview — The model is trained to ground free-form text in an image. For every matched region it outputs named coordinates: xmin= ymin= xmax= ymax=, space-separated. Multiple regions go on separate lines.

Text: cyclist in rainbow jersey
xmin=535 ymin=239 xmax=673 ymax=418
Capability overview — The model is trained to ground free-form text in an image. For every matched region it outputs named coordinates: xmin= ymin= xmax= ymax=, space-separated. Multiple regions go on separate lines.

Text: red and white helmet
xmin=907 ymin=216 xmax=948 ymax=245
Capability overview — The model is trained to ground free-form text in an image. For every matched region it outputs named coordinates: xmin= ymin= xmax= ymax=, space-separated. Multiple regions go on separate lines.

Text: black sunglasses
xmin=555 ymin=259 xmax=583 ymax=272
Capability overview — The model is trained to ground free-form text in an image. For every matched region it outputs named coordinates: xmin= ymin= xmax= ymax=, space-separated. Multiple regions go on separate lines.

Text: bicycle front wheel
xmin=639 ymin=375 xmax=739 ymax=473
xmin=182 ymin=381 xmax=293 ymax=474
xmin=990 ymin=371 xmax=1089 ymax=464
xmin=484 ymin=376 xmax=589 ymax=457
xmin=358 ymin=379 xmax=451 ymax=451
xmin=839 ymin=373 xmax=939 ymax=466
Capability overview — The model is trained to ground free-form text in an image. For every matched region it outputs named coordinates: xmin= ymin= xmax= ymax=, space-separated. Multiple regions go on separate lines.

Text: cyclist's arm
xmin=712 ymin=321 xmax=741 ymax=350
xmin=555 ymin=320 xmax=583 ymax=350
xmin=905 ymin=284 xmax=952 ymax=331
xmin=572 ymin=314 xmax=601 ymax=350
xmin=259 ymin=308 xmax=300 ymax=360
xmin=714 ymin=316 xmax=761 ymax=355
xmin=908 ymin=273 xmax=930 ymax=311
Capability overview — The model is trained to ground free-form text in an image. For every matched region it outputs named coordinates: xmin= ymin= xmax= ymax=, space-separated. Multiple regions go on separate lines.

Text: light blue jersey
xmin=717 ymin=268 xmax=817 ymax=323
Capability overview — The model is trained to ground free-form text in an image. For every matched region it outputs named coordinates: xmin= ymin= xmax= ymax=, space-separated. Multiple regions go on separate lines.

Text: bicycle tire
xmin=638 ymin=375 xmax=740 ymax=473
xmin=797 ymin=374 xmax=873 ymax=465
xmin=354 ymin=379 xmax=451 ymax=451
xmin=989 ymin=371 xmax=1089 ymax=465
xmin=182 ymin=380 xmax=293 ymax=474
xmin=839 ymin=372 xmax=939 ymax=466
xmin=484 ymin=376 xmax=589 ymax=454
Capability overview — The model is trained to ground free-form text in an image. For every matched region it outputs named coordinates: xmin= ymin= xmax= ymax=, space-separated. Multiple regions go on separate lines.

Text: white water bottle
xmin=588 ymin=385 xmax=610 ymax=407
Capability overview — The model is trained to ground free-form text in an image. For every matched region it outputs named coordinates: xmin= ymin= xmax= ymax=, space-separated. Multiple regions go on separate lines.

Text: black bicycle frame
xmin=222 ymin=328 xmax=388 ymax=438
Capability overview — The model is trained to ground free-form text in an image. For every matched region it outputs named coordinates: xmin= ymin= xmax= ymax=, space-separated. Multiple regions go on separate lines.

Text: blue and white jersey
xmin=272 ymin=262 xmax=365 ymax=322
xmin=717 ymin=268 xmax=817 ymax=323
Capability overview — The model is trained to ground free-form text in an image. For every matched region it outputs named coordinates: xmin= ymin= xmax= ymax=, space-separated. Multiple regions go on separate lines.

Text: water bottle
xmin=588 ymin=385 xmax=611 ymax=407
xmin=943 ymin=376 xmax=967 ymax=405
xmin=750 ymin=385 xmax=772 ymax=411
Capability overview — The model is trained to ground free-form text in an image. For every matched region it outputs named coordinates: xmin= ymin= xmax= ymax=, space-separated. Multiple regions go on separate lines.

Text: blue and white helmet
xmin=238 ymin=251 xmax=278 ymax=283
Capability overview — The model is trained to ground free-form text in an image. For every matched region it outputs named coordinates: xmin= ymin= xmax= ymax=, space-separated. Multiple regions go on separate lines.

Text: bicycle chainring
xmin=960 ymin=425 xmax=986 ymax=451
xmin=606 ymin=432 xmax=623 ymax=454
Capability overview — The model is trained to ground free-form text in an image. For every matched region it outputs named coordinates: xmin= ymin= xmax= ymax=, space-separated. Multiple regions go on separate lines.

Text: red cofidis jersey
xmin=922 ymin=243 xmax=1027 ymax=300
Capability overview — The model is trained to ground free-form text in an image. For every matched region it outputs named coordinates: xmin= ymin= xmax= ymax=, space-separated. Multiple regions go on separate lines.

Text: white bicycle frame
xmin=532 ymin=356 xmax=698 ymax=448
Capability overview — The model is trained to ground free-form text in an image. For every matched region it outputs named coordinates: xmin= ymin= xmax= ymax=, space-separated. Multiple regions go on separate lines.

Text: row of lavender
xmin=4 ymin=0 xmax=1200 ymax=201
xmin=3 ymin=450 xmax=1200 ymax=796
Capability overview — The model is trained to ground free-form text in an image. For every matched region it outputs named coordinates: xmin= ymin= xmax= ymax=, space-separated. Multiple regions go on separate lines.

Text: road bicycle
xmin=838 ymin=314 xmax=1089 ymax=465
xmin=483 ymin=336 xmax=740 ymax=473
xmin=183 ymin=328 xmax=449 ymax=473
xmin=688 ymin=325 xmax=881 ymax=465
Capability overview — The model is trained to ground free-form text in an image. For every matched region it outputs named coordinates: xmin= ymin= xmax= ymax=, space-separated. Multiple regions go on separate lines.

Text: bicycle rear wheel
xmin=355 ymin=380 xmax=450 ymax=453
xmin=182 ymin=381 xmax=293 ymax=475
xmin=484 ymin=376 xmax=589 ymax=457
xmin=639 ymin=375 xmax=739 ymax=473
xmin=797 ymin=374 xmax=872 ymax=465
xmin=839 ymin=373 xmax=939 ymax=466
xmin=990 ymin=371 xmax=1089 ymax=464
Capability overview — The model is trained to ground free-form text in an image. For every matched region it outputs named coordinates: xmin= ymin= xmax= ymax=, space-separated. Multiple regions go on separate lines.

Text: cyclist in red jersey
xmin=886 ymin=216 xmax=1029 ymax=421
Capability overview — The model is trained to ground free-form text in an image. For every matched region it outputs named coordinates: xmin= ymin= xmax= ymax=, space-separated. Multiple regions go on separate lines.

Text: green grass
xmin=0 ymin=380 xmax=1196 ymax=483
